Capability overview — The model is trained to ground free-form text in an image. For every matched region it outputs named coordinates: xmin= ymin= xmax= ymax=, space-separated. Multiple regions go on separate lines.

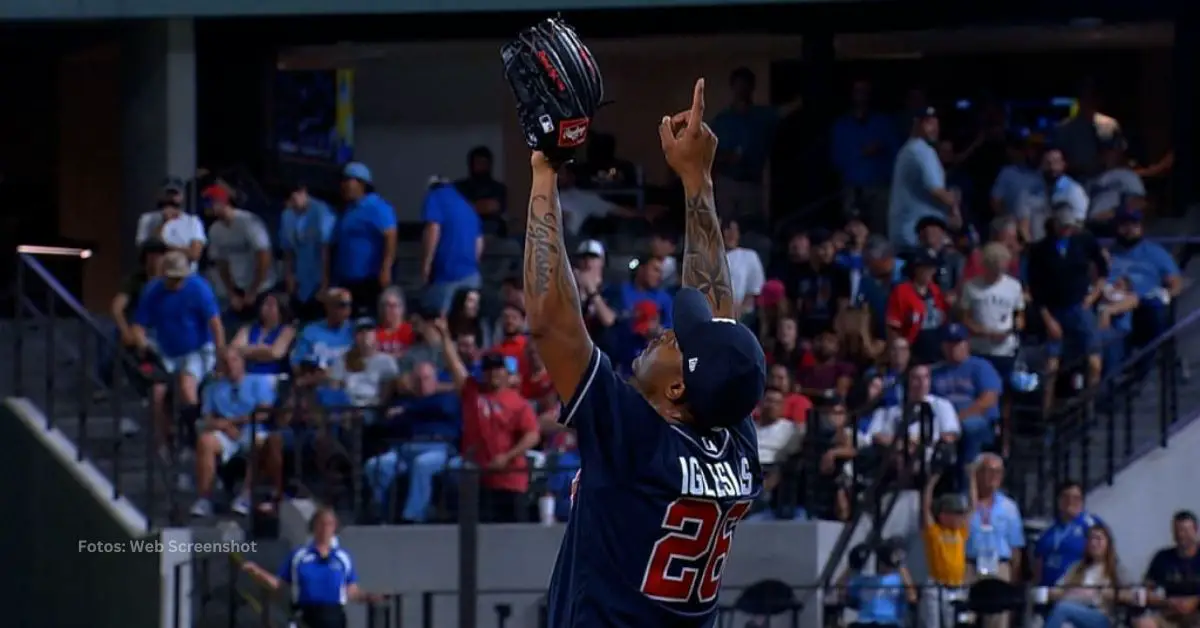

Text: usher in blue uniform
xmin=547 ymin=288 xmax=767 ymax=628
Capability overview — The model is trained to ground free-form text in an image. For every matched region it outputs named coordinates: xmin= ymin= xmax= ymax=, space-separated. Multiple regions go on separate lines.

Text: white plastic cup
xmin=1032 ymin=587 xmax=1050 ymax=605
xmin=538 ymin=494 xmax=557 ymax=526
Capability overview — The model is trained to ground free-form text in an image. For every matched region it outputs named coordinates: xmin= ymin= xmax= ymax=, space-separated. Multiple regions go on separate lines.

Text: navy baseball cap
xmin=942 ymin=323 xmax=968 ymax=343
xmin=673 ymin=288 xmax=766 ymax=429
xmin=1114 ymin=207 xmax=1143 ymax=224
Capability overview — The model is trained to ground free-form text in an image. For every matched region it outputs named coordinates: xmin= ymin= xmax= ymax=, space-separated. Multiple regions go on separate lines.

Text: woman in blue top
xmin=230 ymin=293 xmax=296 ymax=390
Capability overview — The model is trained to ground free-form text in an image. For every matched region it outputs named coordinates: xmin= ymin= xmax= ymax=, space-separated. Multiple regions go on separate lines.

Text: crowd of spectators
xmin=104 ymin=67 xmax=1188 ymax=540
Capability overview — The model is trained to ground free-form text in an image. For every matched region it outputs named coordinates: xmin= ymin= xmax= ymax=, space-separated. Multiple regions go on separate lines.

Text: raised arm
xmin=523 ymin=153 xmax=594 ymax=402
xmin=664 ymin=79 xmax=736 ymax=319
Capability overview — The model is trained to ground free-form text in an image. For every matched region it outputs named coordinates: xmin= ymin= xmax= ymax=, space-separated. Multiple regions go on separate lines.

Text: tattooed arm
xmin=681 ymin=178 xmax=737 ymax=319
xmin=523 ymin=156 xmax=594 ymax=401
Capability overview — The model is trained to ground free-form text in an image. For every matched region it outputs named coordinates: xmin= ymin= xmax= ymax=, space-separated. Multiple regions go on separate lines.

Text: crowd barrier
xmin=180 ymin=557 xmax=1174 ymax=628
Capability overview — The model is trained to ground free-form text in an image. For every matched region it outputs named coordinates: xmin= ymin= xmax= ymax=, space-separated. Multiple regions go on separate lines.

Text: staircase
xmin=1008 ymin=258 xmax=1200 ymax=520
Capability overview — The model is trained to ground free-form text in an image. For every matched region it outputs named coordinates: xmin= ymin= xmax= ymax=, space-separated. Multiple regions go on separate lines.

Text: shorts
xmin=1045 ymin=305 xmax=1101 ymax=359
xmin=214 ymin=426 xmax=293 ymax=464
xmin=161 ymin=344 xmax=217 ymax=381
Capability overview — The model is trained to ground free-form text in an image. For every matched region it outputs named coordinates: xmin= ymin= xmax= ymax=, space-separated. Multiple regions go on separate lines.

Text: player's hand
xmin=570 ymin=470 xmax=581 ymax=505
xmin=659 ymin=79 xmax=717 ymax=185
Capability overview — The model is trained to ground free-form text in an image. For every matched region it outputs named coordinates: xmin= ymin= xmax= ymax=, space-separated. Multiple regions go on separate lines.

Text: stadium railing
xmin=1008 ymin=302 xmax=1200 ymax=519
xmin=194 ymin=582 xmax=1142 ymax=628
xmin=10 ymin=250 xmax=166 ymax=529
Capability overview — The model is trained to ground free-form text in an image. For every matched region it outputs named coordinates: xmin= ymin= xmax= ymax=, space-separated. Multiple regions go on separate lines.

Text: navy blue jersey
xmin=546 ymin=348 xmax=764 ymax=627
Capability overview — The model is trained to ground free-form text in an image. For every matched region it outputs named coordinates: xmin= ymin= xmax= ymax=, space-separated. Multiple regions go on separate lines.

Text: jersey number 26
xmin=640 ymin=498 xmax=752 ymax=604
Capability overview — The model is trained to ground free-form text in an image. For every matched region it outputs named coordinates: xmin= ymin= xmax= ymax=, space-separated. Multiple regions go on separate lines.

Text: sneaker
xmin=190 ymin=498 xmax=213 ymax=518
xmin=231 ymin=494 xmax=252 ymax=516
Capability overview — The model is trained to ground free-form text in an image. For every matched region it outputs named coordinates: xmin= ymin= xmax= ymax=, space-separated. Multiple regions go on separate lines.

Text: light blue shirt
xmin=888 ymin=138 xmax=947 ymax=248
xmin=990 ymin=164 xmax=1042 ymax=215
xmin=290 ymin=320 xmax=354 ymax=368
xmin=966 ymin=491 xmax=1025 ymax=560
xmin=1109 ymin=240 xmax=1180 ymax=298
xmin=201 ymin=375 xmax=276 ymax=419
xmin=1087 ymin=168 xmax=1145 ymax=218
xmin=279 ymin=198 xmax=337 ymax=302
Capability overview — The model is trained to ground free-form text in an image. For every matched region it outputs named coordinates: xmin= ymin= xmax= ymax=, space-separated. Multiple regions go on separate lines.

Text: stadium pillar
xmin=1172 ymin=16 xmax=1199 ymax=213
xmin=119 ymin=18 xmax=197 ymax=273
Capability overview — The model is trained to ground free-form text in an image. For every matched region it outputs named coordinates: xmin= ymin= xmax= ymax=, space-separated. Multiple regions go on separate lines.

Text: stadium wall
xmin=286 ymin=37 xmax=795 ymax=222
xmin=1087 ymin=414 xmax=1200 ymax=577
xmin=0 ymin=398 xmax=193 ymax=628
xmin=281 ymin=499 xmax=844 ymax=628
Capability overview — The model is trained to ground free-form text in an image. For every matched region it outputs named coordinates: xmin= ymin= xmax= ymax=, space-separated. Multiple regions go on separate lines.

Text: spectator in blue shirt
xmin=363 ymin=359 xmax=460 ymax=522
xmin=280 ymin=182 xmax=337 ymax=322
xmin=420 ymin=180 xmax=483 ymax=315
xmin=333 ymin=162 xmax=397 ymax=316
xmin=1109 ymin=209 xmax=1182 ymax=350
xmin=132 ymin=251 xmax=224 ymax=457
xmin=291 ymin=288 xmax=355 ymax=391
xmin=190 ymin=347 xmax=279 ymax=518
xmin=611 ymin=255 xmax=673 ymax=328
xmin=1033 ymin=481 xmax=1105 ymax=587
xmin=832 ymin=80 xmax=898 ymax=234
xmin=888 ymin=107 xmax=959 ymax=249
xmin=931 ymin=324 xmax=1002 ymax=466
xmin=966 ymin=454 xmax=1026 ymax=585
xmin=242 ymin=507 xmax=380 ymax=628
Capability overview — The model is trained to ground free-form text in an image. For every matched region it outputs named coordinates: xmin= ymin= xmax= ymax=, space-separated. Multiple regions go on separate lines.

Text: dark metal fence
xmin=10 ymin=250 xmax=164 ymax=530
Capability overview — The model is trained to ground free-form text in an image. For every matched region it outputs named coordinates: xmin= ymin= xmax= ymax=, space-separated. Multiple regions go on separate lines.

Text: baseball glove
xmin=501 ymin=18 xmax=605 ymax=165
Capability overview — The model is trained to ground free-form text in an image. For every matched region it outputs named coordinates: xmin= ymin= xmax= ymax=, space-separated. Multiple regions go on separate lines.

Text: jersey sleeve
xmin=558 ymin=346 xmax=651 ymax=466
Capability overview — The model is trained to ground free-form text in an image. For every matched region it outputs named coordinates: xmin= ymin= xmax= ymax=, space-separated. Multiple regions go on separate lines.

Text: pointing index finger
xmin=687 ymin=78 xmax=706 ymax=134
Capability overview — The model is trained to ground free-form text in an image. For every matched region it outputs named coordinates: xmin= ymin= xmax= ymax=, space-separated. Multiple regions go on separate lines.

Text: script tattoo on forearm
xmin=525 ymin=194 xmax=557 ymax=296
xmin=523 ymin=192 xmax=581 ymax=333
xmin=682 ymin=188 xmax=736 ymax=317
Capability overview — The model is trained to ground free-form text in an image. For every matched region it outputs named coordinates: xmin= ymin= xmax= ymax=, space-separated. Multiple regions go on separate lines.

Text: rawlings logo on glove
xmin=501 ymin=17 xmax=605 ymax=165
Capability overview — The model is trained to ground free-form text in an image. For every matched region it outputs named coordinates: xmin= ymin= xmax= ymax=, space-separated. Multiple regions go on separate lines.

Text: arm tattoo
xmin=523 ymin=190 xmax=583 ymax=336
xmin=682 ymin=189 xmax=736 ymax=317
xmin=526 ymin=195 xmax=557 ymax=296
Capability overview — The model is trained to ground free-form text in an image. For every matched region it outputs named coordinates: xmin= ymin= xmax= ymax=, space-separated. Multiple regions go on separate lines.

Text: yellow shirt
xmin=924 ymin=522 xmax=967 ymax=586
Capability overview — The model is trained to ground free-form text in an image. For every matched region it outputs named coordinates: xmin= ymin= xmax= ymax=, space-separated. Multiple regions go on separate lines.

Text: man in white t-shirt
xmin=135 ymin=186 xmax=207 ymax=272
xmin=722 ymin=217 xmax=766 ymax=315
xmin=755 ymin=387 xmax=798 ymax=465
xmin=1086 ymin=139 xmax=1146 ymax=224
xmin=203 ymin=185 xmax=276 ymax=317
xmin=863 ymin=365 xmax=960 ymax=454
xmin=959 ymin=242 xmax=1025 ymax=382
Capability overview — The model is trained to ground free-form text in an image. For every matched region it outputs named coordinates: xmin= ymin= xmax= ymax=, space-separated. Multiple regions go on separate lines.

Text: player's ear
xmin=664 ymin=378 xmax=686 ymax=403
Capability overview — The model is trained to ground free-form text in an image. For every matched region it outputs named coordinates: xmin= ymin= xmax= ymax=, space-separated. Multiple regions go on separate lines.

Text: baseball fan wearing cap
xmin=332 ymin=162 xmax=397 ymax=315
xmin=920 ymin=458 xmax=978 ymax=628
xmin=888 ymin=105 xmax=961 ymax=249
xmin=134 ymin=180 xmax=207 ymax=269
xmin=521 ymin=76 xmax=766 ymax=625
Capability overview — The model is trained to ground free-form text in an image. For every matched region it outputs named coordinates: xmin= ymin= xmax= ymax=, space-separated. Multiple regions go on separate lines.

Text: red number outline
xmin=640 ymin=498 xmax=753 ymax=604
